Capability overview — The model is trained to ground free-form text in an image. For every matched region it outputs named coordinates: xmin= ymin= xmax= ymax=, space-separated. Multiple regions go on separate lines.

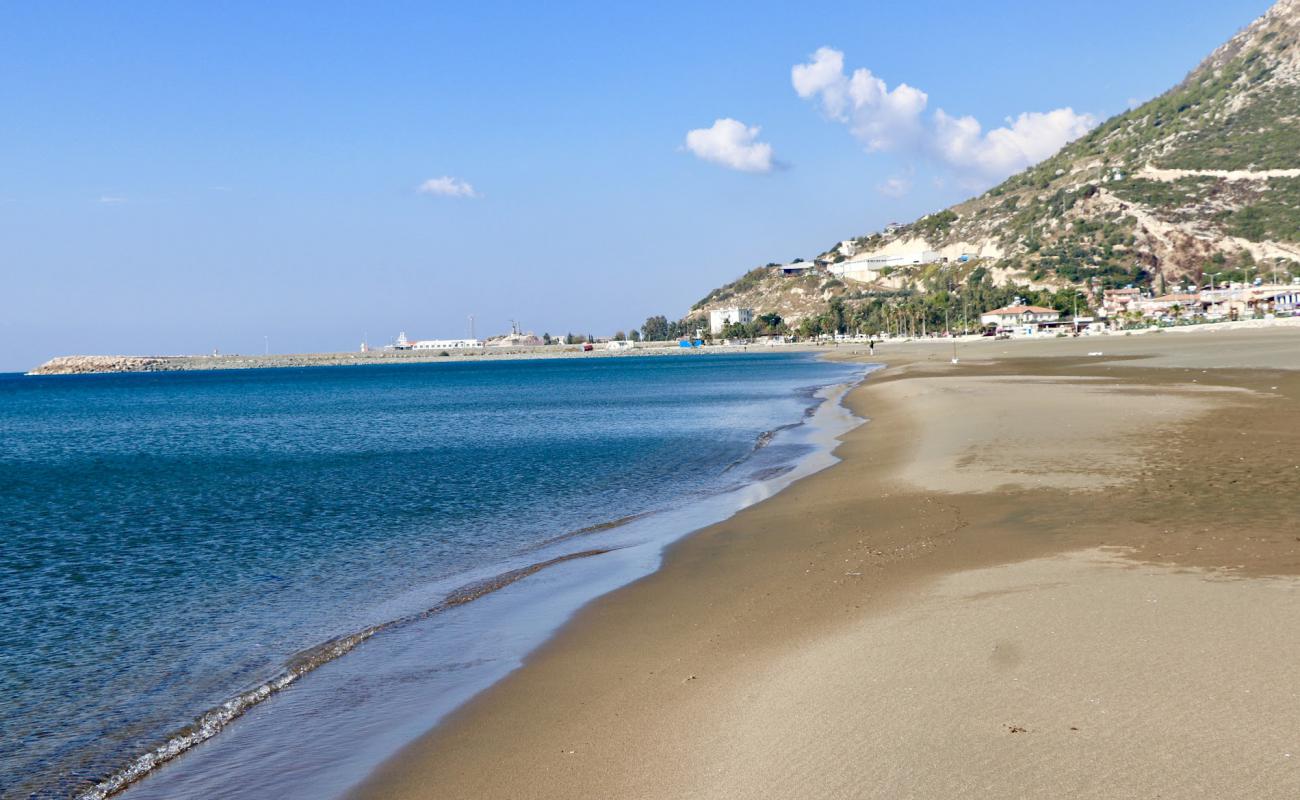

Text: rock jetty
xmin=26 ymin=344 xmax=709 ymax=375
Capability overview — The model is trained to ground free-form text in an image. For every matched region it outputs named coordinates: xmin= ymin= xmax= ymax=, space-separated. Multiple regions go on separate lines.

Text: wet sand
xmin=352 ymin=327 xmax=1300 ymax=799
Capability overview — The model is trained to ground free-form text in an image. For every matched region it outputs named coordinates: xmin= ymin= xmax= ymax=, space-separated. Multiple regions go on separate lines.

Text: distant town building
xmin=779 ymin=262 xmax=815 ymax=276
xmin=829 ymin=250 xmax=941 ymax=283
xmin=709 ymin=307 xmax=754 ymax=335
xmin=412 ymin=338 xmax=483 ymax=350
xmin=1136 ymin=293 xmax=1198 ymax=317
xmin=979 ymin=305 xmax=1061 ymax=330
xmin=605 ymin=339 xmax=635 ymax=351
xmin=1101 ymin=288 xmax=1143 ymax=316
xmin=487 ymin=333 xmax=543 ymax=347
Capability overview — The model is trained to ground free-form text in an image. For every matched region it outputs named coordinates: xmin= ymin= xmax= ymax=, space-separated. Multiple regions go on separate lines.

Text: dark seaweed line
xmin=73 ymin=548 xmax=611 ymax=800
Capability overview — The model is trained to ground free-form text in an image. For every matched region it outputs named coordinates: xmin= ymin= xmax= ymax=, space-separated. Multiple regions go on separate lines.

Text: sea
xmin=0 ymin=352 xmax=867 ymax=799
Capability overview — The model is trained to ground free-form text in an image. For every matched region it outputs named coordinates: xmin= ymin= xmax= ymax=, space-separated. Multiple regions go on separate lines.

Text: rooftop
xmin=983 ymin=305 xmax=1058 ymax=315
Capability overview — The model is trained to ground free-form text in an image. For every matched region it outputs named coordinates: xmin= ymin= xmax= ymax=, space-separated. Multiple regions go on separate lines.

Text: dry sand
xmin=352 ymin=327 xmax=1300 ymax=800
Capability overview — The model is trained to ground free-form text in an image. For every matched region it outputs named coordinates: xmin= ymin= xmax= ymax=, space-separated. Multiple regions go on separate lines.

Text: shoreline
xmin=352 ymin=325 xmax=1300 ymax=799
xmin=102 ymin=357 xmax=869 ymax=800
xmin=23 ymin=314 xmax=1300 ymax=376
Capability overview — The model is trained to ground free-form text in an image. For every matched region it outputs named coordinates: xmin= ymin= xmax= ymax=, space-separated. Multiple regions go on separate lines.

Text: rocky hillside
xmin=688 ymin=265 xmax=857 ymax=325
xmin=693 ymin=0 xmax=1300 ymax=323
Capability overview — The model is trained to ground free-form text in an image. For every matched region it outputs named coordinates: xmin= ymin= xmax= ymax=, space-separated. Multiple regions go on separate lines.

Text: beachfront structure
xmin=606 ymin=339 xmax=635 ymax=351
xmin=980 ymin=305 xmax=1061 ymax=332
xmin=412 ymin=338 xmax=483 ymax=350
xmin=829 ymin=250 xmax=941 ymax=283
xmin=488 ymin=332 xmax=543 ymax=347
xmin=1101 ymin=288 xmax=1142 ymax=316
xmin=709 ymin=307 xmax=754 ymax=335
xmin=1196 ymin=283 xmax=1300 ymax=319
xmin=1136 ymin=293 xmax=1199 ymax=318
xmin=1255 ymin=284 xmax=1300 ymax=313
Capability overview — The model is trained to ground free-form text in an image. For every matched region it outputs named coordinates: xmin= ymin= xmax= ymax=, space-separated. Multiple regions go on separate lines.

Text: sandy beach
xmin=352 ymin=326 xmax=1300 ymax=799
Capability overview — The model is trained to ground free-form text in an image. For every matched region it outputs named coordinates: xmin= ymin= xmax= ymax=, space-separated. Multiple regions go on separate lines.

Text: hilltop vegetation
xmin=904 ymin=0 xmax=1300 ymax=285
xmin=688 ymin=0 xmax=1300 ymax=330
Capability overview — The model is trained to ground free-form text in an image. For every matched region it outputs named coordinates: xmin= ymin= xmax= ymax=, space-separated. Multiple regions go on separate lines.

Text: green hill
xmin=688 ymin=0 xmax=1300 ymax=333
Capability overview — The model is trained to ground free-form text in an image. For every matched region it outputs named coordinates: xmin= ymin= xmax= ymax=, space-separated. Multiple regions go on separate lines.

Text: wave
xmin=535 ymin=512 xmax=655 ymax=548
xmin=74 ymin=548 xmax=611 ymax=800
xmin=76 ymin=365 xmax=871 ymax=800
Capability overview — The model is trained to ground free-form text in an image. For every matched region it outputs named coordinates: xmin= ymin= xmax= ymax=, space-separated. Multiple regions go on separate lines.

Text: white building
xmin=412 ymin=338 xmax=483 ymax=350
xmin=487 ymin=332 xmax=543 ymax=347
xmin=830 ymin=250 xmax=941 ymax=283
xmin=709 ymin=307 xmax=754 ymax=335
xmin=979 ymin=305 xmax=1061 ymax=331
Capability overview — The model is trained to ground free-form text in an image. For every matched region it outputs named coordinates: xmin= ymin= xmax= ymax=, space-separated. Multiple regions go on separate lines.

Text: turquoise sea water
xmin=0 ymin=353 xmax=863 ymax=798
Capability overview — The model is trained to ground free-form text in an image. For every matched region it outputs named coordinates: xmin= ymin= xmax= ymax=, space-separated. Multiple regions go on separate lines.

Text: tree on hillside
xmin=827 ymin=297 xmax=848 ymax=334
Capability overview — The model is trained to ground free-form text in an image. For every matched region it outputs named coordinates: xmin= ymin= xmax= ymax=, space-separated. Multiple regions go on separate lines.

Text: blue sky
xmin=0 ymin=0 xmax=1273 ymax=370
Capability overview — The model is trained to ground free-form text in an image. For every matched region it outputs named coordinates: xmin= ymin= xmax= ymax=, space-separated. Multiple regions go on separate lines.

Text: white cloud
xmin=933 ymin=108 xmax=1096 ymax=176
xmin=684 ymin=118 xmax=775 ymax=173
xmin=877 ymin=176 xmax=912 ymax=197
xmin=792 ymin=47 xmax=927 ymax=152
xmin=98 ymin=195 xmax=127 ymax=204
xmin=417 ymin=176 xmax=479 ymax=198
xmin=793 ymin=46 xmax=1095 ymax=179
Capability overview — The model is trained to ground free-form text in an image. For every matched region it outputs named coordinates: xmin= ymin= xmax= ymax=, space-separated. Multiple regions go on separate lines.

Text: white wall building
xmin=830 ymin=250 xmax=941 ymax=283
xmin=412 ymin=338 xmax=483 ymax=350
xmin=709 ymin=307 xmax=754 ymax=335
xmin=487 ymin=332 xmax=543 ymax=347
xmin=979 ymin=305 xmax=1061 ymax=330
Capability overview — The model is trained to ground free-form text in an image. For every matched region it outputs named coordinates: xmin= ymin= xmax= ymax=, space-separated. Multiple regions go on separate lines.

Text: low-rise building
xmin=1136 ymin=293 xmax=1198 ymax=318
xmin=709 ymin=307 xmax=754 ymax=335
xmin=829 ymin=250 xmax=941 ymax=283
xmin=1101 ymin=288 xmax=1142 ymax=316
xmin=488 ymin=332 xmax=543 ymax=347
xmin=979 ymin=305 xmax=1061 ymax=331
xmin=412 ymin=338 xmax=483 ymax=350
